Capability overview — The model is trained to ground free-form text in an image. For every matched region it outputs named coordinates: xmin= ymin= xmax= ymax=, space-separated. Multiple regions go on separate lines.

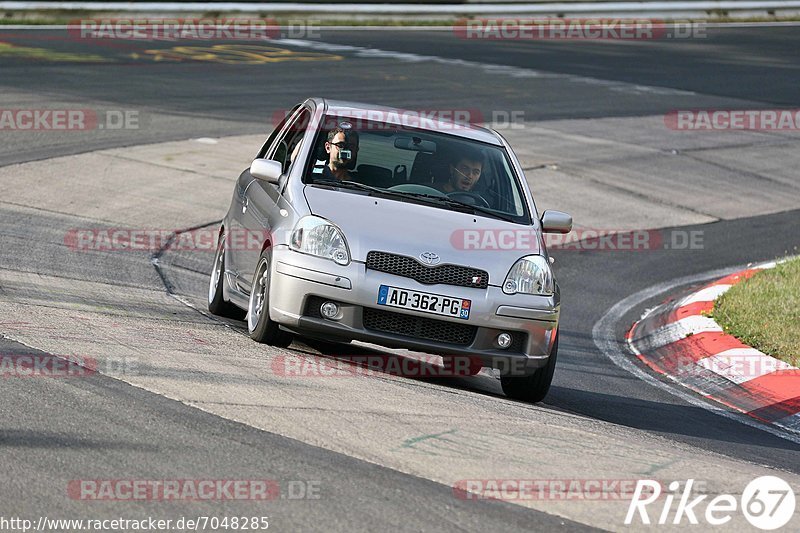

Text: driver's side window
xmin=273 ymin=140 xmax=289 ymax=171
xmin=270 ymin=108 xmax=311 ymax=175
xmin=257 ymin=105 xmax=299 ymax=160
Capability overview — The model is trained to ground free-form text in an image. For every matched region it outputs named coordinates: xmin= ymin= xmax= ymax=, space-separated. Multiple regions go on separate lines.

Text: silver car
xmin=208 ymin=98 xmax=572 ymax=402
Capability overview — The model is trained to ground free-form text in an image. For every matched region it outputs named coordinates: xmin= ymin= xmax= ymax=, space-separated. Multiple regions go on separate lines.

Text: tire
xmin=500 ymin=332 xmax=558 ymax=403
xmin=208 ymin=232 xmax=246 ymax=319
xmin=247 ymin=250 xmax=293 ymax=347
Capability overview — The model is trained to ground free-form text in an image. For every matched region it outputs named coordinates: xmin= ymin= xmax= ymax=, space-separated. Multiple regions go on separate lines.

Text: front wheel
xmin=247 ymin=251 xmax=293 ymax=347
xmin=500 ymin=332 xmax=558 ymax=403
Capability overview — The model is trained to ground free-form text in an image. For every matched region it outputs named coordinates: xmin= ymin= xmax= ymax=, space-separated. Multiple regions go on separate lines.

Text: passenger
xmin=323 ymin=128 xmax=359 ymax=181
xmin=441 ymin=149 xmax=483 ymax=193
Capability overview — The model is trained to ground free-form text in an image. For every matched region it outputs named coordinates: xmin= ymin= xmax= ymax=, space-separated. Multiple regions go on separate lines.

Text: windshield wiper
xmin=311 ymin=179 xmax=382 ymax=193
xmin=387 ymin=190 xmax=518 ymax=223
xmin=310 ymin=180 xmax=517 ymax=223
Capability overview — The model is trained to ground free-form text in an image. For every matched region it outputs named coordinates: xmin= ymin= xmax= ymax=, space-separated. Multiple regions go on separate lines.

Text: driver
xmin=322 ymin=127 xmax=359 ymax=181
xmin=440 ymin=149 xmax=483 ymax=193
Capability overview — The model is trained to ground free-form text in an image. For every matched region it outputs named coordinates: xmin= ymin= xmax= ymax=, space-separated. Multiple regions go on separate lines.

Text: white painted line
xmin=276 ymin=38 xmax=696 ymax=96
xmin=696 ymin=348 xmax=793 ymax=384
xmin=754 ymin=260 xmax=779 ymax=269
xmin=5 ymin=23 xmax=800 ymax=30
xmin=679 ymin=283 xmax=731 ymax=306
xmin=774 ymin=413 xmax=800 ymax=433
xmin=0 ymin=24 xmax=456 ymax=31
xmin=623 ymin=258 xmax=800 ymax=435
xmin=592 ymin=265 xmax=800 ymax=444
xmin=3 ymin=1 xmax=800 ymax=15
xmin=635 ymin=314 xmax=722 ymax=353
xmin=703 ymin=21 xmax=800 ymax=26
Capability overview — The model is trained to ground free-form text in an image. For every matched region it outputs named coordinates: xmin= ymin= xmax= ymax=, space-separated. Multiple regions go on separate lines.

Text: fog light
xmin=496 ymin=333 xmax=513 ymax=349
xmin=320 ymin=301 xmax=339 ymax=319
xmin=503 ymin=280 xmax=517 ymax=294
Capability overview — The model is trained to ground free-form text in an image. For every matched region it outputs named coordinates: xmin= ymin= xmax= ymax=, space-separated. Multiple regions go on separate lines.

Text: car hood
xmin=304 ymin=186 xmax=541 ymax=283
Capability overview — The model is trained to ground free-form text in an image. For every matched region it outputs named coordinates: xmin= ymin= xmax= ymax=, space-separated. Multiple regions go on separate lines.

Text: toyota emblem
xmin=419 ymin=252 xmax=440 ymax=265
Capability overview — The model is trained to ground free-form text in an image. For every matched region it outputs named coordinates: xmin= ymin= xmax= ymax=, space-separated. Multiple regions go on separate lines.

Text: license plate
xmin=377 ymin=285 xmax=471 ymax=319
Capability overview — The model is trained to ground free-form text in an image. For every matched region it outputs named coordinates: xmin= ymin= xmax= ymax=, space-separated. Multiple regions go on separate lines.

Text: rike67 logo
xmin=626 ymin=476 xmax=796 ymax=530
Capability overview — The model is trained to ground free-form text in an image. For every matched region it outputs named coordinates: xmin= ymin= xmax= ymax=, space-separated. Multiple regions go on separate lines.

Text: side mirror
xmin=250 ymin=158 xmax=283 ymax=184
xmin=541 ymin=210 xmax=573 ymax=234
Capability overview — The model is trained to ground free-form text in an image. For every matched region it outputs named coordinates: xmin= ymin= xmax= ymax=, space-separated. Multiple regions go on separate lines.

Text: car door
xmin=237 ymin=106 xmax=312 ymax=292
xmin=225 ymin=106 xmax=299 ymax=291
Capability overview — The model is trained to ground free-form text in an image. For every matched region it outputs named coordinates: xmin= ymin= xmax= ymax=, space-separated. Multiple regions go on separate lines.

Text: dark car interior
xmin=302 ymin=125 xmax=525 ymax=219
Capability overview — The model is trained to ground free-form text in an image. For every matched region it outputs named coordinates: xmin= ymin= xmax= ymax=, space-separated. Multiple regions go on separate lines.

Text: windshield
xmin=303 ymin=115 xmax=531 ymax=224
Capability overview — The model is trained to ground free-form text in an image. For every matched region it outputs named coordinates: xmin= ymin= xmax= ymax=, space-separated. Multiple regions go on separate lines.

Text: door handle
xmin=242 ymin=197 xmax=248 ymax=213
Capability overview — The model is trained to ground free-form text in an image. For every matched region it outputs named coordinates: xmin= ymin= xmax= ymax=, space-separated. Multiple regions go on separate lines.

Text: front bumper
xmin=268 ymin=246 xmax=560 ymax=376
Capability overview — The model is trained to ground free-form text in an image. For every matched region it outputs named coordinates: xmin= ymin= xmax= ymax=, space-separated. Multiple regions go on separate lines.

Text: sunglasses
xmin=329 ymin=142 xmax=356 ymax=149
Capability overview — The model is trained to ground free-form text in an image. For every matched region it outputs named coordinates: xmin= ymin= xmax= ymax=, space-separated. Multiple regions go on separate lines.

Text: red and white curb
xmin=628 ymin=261 xmax=800 ymax=435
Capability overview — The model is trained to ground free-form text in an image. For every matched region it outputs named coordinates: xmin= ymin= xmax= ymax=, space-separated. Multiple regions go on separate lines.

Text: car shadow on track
xmin=546 ymin=386 xmax=800 ymax=453
xmin=299 ymin=336 xmax=800 ymax=455
xmin=294 ymin=337 xmax=509 ymax=395
xmin=201 ymin=298 xmax=800 ymax=455
xmin=195 ymin=307 xmax=800 ymax=454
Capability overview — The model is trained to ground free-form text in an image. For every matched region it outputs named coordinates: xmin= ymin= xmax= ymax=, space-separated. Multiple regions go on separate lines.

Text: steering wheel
xmin=446 ymin=191 xmax=490 ymax=208
xmin=387 ymin=183 xmax=445 ymax=196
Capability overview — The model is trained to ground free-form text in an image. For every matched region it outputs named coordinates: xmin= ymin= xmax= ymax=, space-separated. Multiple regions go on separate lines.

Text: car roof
xmin=309 ymin=98 xmax=504 ymax=146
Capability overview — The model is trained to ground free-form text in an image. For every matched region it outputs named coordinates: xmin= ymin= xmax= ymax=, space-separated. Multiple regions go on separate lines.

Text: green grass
xmin=714 ymin=257 xmax=800 ymax=367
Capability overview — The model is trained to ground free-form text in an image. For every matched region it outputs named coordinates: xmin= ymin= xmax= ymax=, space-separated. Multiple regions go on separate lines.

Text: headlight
xmin=502 ymin=255 xmax=554 ymax=296
xmin=290 ymin=216 xmax=350 ymax=265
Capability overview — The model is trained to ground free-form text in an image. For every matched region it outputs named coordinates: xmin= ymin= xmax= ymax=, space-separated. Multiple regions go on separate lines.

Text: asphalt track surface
xmin=1 ymin=26 xmax=799 ymax=531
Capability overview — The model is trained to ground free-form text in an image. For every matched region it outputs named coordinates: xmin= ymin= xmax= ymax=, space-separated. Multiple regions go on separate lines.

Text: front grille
xmin=508 ymin=332 xmax=527 ymax=353
xmin=366 ymin=251 xmax=489 ymax=289
xmin=363 ymin=307 xmax=477 ymax=346
xmin=303 ymin=296 xmax=328 ymax=319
